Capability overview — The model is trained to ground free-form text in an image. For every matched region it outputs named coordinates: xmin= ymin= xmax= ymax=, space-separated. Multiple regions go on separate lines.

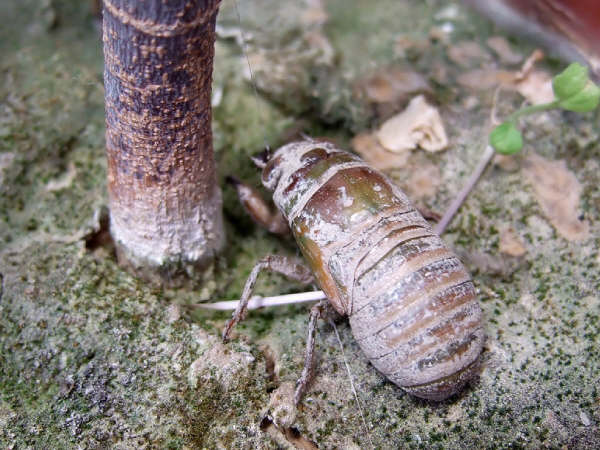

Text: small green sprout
xmin=489 ymin=122 xmax=522 ymax=155
xmin=552 ymin=62 xmax=588 ymax=101
xmin=490 ymin=63 xmax=600 ymax=154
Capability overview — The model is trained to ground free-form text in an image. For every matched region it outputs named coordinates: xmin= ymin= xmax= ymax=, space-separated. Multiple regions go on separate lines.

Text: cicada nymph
xmin=224 ymin=138 xmax=484 ymax=402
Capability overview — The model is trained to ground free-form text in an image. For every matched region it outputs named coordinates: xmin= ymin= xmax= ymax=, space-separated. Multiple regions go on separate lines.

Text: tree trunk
xmin=103 ymin=0 xmax=224 ymax=285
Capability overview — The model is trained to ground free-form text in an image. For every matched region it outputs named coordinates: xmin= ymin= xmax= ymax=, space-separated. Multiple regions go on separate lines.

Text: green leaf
xmin=490 ymin=122 xmax=523 ymax=155
xmin=558 ymin=80 xmax=600 ymax=113
xmin=552 ymin=63 xmax=589 ymax=101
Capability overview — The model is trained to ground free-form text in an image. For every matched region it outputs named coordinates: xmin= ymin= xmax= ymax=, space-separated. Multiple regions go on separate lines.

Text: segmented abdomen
xmin=264 ymin=140 xmax=484 ymax=400
xmin=348 ymin=222 xmax=483 ymax=400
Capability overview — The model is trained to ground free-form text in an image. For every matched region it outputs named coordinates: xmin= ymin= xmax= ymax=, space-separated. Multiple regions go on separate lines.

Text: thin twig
xmin=435 ymin=49 xmax=548 ymax=236
xmin=434 ymin=145 xmax=496 ymax=235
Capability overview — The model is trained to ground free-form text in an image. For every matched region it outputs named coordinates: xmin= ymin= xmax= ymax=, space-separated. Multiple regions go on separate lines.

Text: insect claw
xmin=251 ymin=147 xmax=271 ymax=169
xmin=222 ymin=318 xmax=234 ymax=342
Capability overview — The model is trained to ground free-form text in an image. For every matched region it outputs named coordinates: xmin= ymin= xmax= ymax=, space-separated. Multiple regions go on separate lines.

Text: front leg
xmin=222 ymin=255 xmax=314 ymax=341
xmin=226 ymin=176 xmax=289 ymax=235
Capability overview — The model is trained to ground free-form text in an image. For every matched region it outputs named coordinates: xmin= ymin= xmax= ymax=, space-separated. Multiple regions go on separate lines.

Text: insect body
xmin=226 ymin=138 xmax=484 ymax=401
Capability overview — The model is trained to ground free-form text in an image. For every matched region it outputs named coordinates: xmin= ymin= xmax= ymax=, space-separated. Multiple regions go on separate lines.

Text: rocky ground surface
xmin=1 ymin=0 xmax=599 ymax=448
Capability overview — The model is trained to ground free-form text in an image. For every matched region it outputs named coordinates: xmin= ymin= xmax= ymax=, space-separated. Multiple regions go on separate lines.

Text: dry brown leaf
xmin=493 ymin=154 xmax=519 ymax=172
xmin=487 ymin=36 xmax=523 ymax=65
xmin=405 ymin=162 xmax=441 ymax=200
xmin=458 ymin=68 xmax=553 ymax=104
xmin=361 ymin=67 xmax=430 ymax=104
xmin=515 ymin=70 xmax=555 ymax=104
xmin=376 ymin=95 xmax=448 ymax=153
xmin=429 ymin=25 xmax=453 ymax=45
xmin=523 ymin=153 xmax=589 ymax=241
xmin=394 ymin=35 xmax=430 ymax=58
xmin=363 ymin=73 xmax=397 ymax=104
xmin=457 ymin=49 xmax=554 ymax=105
xmin=499 ymin=227 xmax=527 ymax=256
xmin=447 ymin=41 xmax=491 ymax=67
xmin=457 ymin=69 xmax=516 ymax=90
xmin=352 ymin=133 xmax=409 ymax=170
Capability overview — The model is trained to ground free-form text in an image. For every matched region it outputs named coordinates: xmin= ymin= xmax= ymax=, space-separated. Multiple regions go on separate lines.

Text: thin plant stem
xmin=434 ymin=145 xmax=496 ymax=236
xmin=506 ymin=100 xmax=559 ymax=122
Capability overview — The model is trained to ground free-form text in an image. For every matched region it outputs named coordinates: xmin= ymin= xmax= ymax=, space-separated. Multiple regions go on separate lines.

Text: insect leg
xmin=222 ymin=255 xmax=314 ymax=341
xmin=294 ymin=300 xmax=325 ymax=405
xmin=226 ymin=176 xmax=289 ymax=235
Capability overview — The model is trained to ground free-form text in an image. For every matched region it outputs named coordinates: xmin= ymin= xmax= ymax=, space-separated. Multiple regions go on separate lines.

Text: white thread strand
xmin=232 ymin=0 xmax=270 ymax=151
xmin=330 ymin=320 xmax=374 ymax=450
xmin=192 ymin=290 xmax=326 ymax=310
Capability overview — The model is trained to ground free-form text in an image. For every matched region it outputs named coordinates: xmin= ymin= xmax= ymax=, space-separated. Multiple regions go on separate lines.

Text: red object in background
xmin=463 ymin=0 xmax=600 ymax=77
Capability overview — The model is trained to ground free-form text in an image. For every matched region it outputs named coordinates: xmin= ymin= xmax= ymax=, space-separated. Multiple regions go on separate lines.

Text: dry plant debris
xmin=458 ymin=67 xmax=553 ymax=104
xmin=486 ymin=36 xmax=523 ymax=65
xmin=514 ymin=70 xmax=555 ymax=105
xmin=360 ymin=68 xmax=430 ymax=105
xmin=457 ymin=69 xmax=516 ymax=91
xmin=499 ymin=226 xmax=527 ymax=257
xmin=394 ymin=34 xmax=430 ymax=59
xmin=447 ymin=40 xmax=491 ymax=67
xmin=522 ymin=153 xmax=590 ymax=241
xmin=376 ymin=95 xmax=448 ymax=153
xmin=405 ymin=162 xmax=441 ymax=200
xmin=351 ymin=133 xmax=410 ymax=170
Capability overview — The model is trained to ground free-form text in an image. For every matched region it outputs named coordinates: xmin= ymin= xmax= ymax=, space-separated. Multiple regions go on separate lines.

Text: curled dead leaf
xmin=376 ymin=95 xmax=448 ymax=153
xmin=457 ymin=50 xmax=553 ymax=104
xmin=352 ymin=133 xmax=409 ymax=170
xmin=360 ymin=67 xmax=430 ymax=104
xmin=522 ymin=152 xmax=589 ymax=241
xmin=514 ymin=70 xmax=554 ymax=104
xmin=447 ymin=41 xmax=491 ymax=67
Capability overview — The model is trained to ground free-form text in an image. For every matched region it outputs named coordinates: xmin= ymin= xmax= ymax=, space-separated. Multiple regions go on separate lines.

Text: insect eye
xmin=300 ymin=148 xmax=328 ymax=163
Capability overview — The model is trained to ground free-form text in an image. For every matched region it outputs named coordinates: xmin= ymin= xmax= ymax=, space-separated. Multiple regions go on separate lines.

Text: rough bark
xmin=103 ymin=0 xmax=224 ymax=284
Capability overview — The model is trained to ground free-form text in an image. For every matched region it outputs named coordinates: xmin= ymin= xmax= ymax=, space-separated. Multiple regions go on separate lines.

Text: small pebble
xmin=580 ymin=411 xmax=591 ymax=426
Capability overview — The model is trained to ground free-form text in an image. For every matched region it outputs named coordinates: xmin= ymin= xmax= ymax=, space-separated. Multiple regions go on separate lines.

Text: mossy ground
xmin=1 ymin=0 xmax=599 ymax=448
